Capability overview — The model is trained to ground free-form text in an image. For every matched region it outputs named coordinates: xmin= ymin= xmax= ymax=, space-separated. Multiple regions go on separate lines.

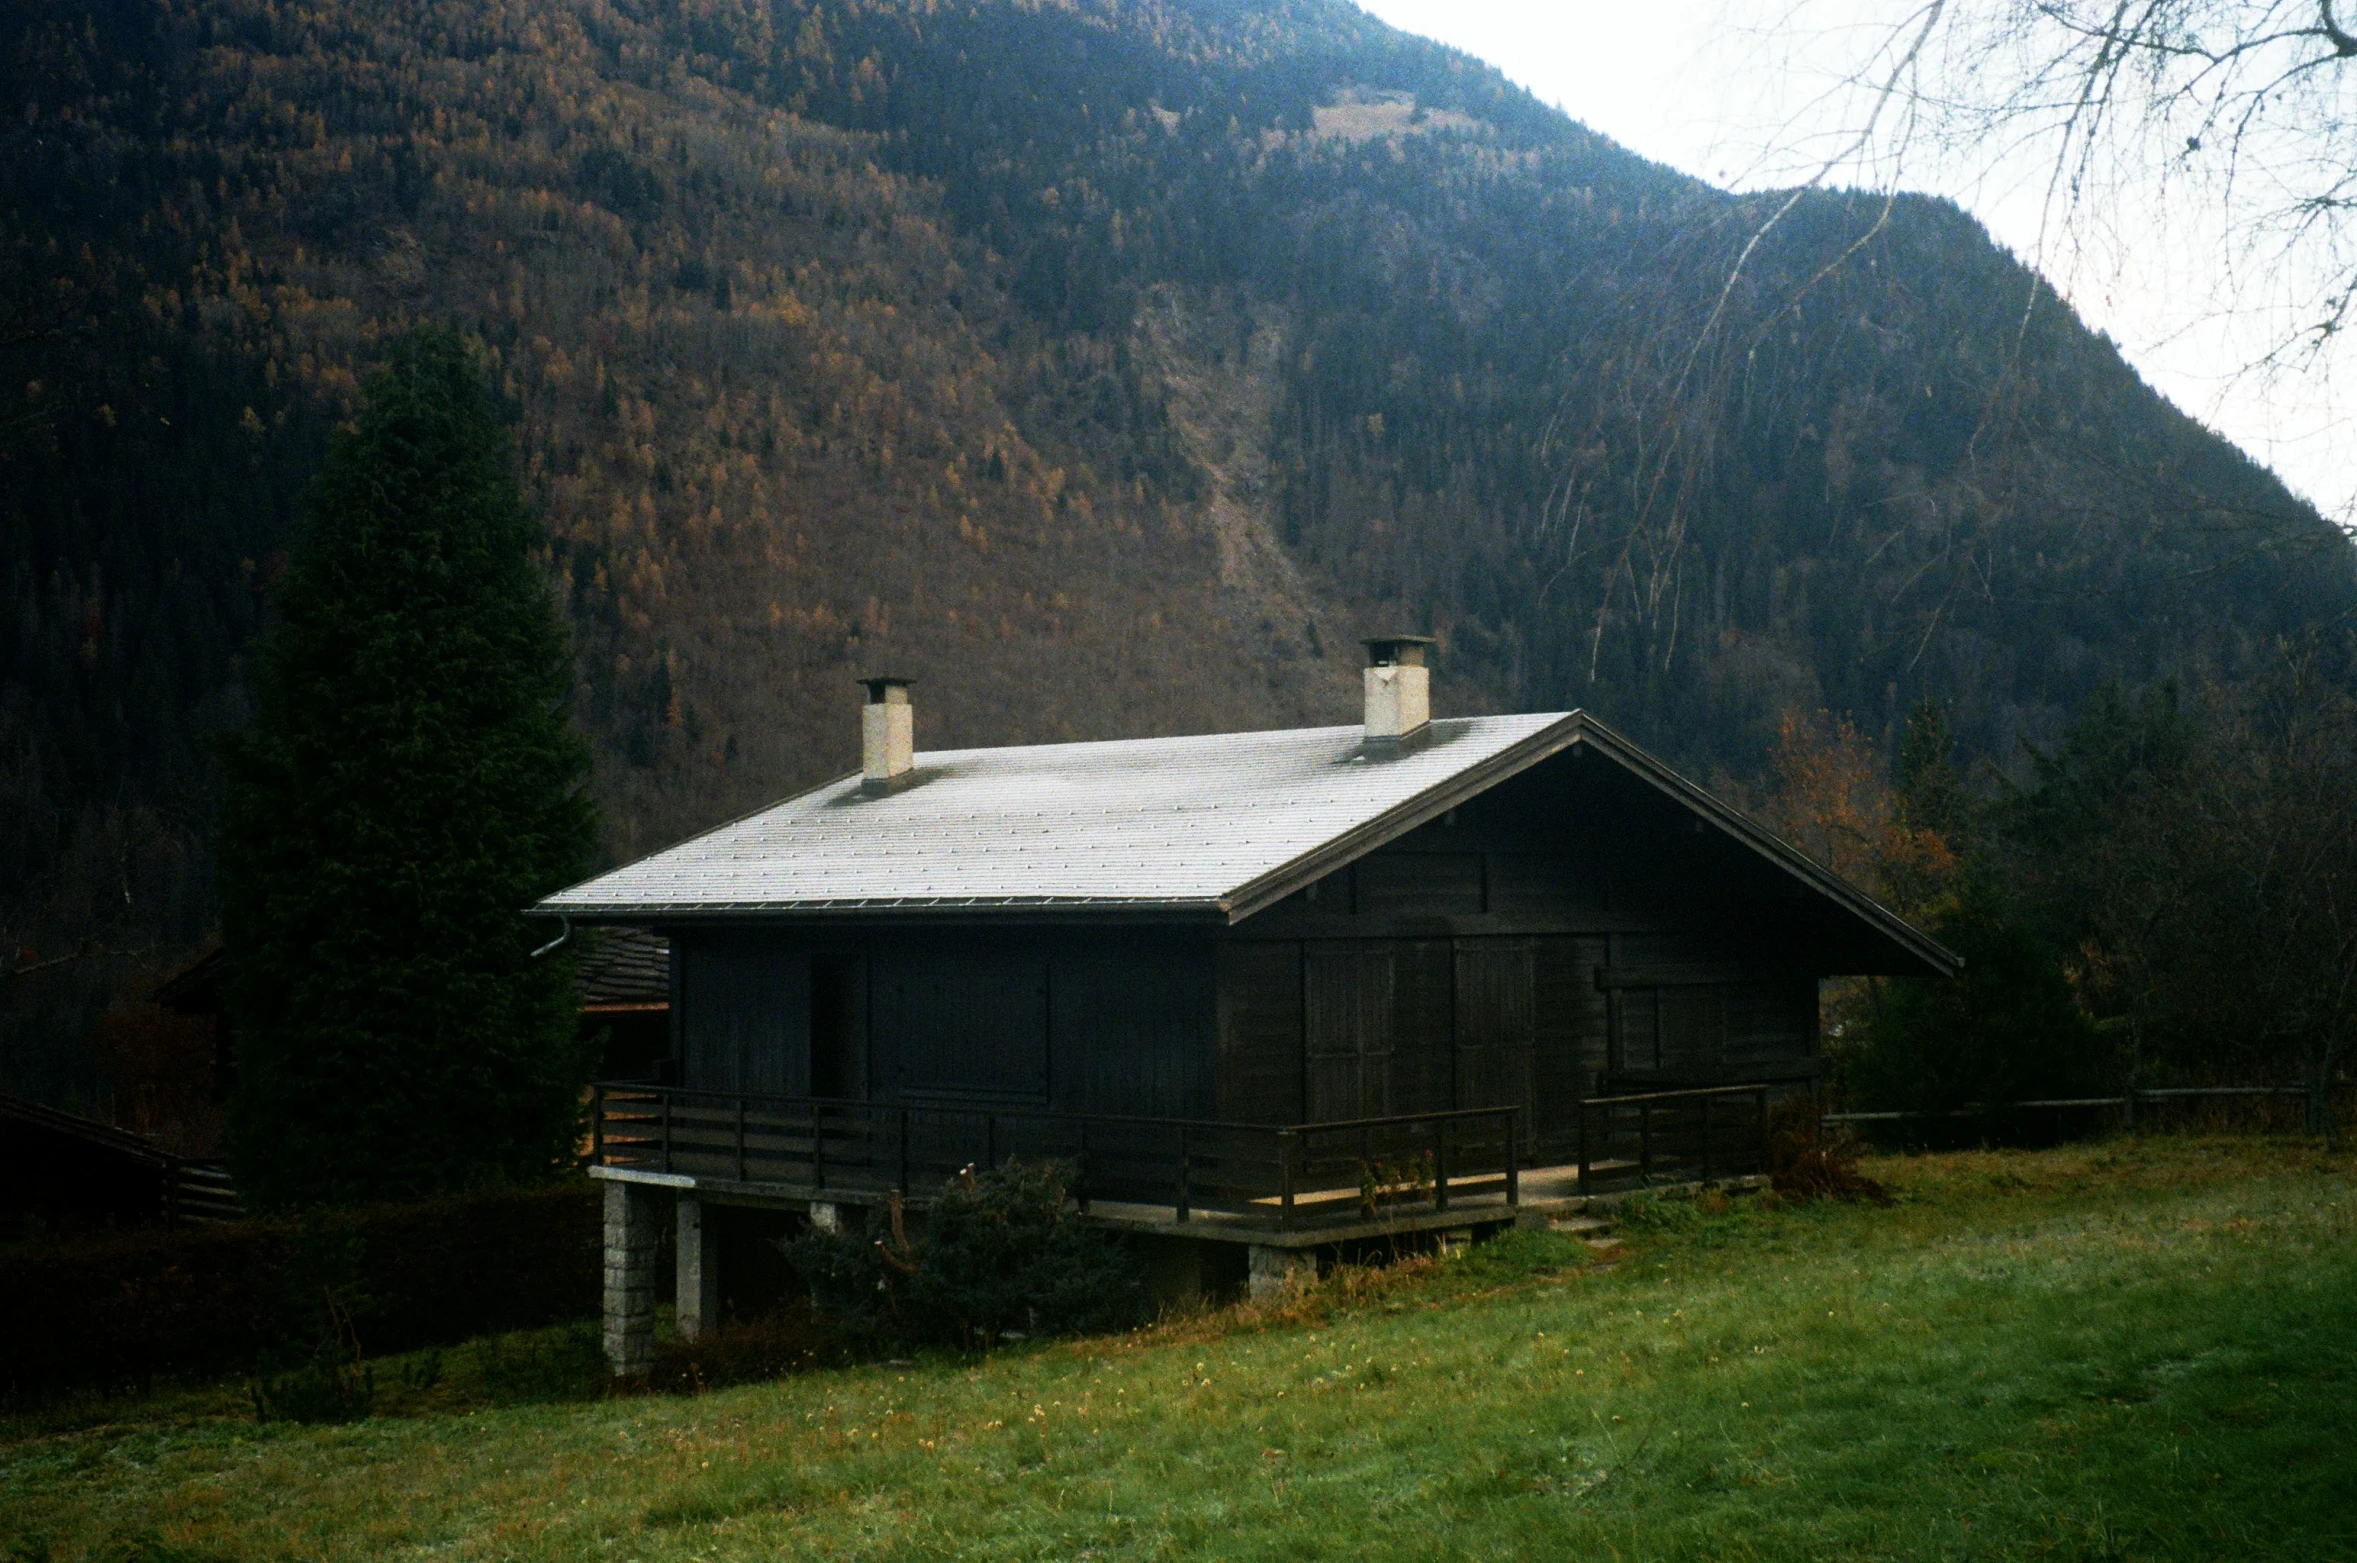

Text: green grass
xmin=3 ymin=1138 xmax=2352 ymax=1561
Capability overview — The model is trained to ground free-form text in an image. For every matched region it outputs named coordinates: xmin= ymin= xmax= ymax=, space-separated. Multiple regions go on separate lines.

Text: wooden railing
xmin=163 ymin=1160 xmax=243 ymax=1225
xmin=589 ymin=1082 xmax=1521 ymax=1232
xmin=1572 ymin=1082 xmax=1789 ymax=1193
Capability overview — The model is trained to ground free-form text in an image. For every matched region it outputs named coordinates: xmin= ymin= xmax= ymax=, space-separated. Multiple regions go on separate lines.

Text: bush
xmin=0 ymin=1181 xmax=599 ymax=1401
xmin=647 ymin=1304 xmax=838 ymax=1393
xmin=784 ymin=1160 xmax=1145 ymax=1348
xmin=1766 ymin=1097 xmax=1891 ymax=1204
xmin=247 ymin=1222 xmax=376 ymax=1423
xmin=1841 ymin=898 xmax=2114 ymax=1119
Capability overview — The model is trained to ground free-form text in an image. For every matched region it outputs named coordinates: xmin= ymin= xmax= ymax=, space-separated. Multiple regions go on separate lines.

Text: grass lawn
xmin=3 ymin=1138 xmax=2352 ymax=1562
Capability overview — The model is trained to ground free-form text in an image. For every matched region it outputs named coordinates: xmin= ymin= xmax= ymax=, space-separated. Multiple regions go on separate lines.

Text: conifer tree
xmin=219 ymin=328 xmax=596 ymax=1209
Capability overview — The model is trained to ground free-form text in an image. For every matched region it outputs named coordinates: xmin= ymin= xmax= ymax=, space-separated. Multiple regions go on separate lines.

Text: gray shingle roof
xmin=539 ymin=714 xmax=1574 ymax=922
xmin=576 ymin=927 xmax=670 ymax=1007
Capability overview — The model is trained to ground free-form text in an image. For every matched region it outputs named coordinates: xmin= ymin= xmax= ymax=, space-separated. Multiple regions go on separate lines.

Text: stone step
xmin=1548 ymin=1215 xmax=1616 ymax=1235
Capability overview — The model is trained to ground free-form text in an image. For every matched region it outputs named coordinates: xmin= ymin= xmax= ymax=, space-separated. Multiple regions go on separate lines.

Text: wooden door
xmin=1454 ymin=939 xmax=1535 ymax=1120
xmin=1304 ymin=946 xmax=1395 ymax=1121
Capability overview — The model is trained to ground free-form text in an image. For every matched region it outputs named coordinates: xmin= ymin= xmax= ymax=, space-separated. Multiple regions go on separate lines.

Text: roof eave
xmin=1222 ymin=713 xmax=1590 ymax=924
xmin=1567 ymin=713 xmax=1962 ymax=980
xmin=535 ymin=897 xmax=1237 ymax=927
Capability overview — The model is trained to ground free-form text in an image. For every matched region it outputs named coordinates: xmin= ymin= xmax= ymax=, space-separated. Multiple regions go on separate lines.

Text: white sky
xmin=1355 ymin=0 xmax=2354 ymax=525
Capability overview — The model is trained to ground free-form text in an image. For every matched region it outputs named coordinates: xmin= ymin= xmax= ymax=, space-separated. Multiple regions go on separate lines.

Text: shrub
xmin=1840 ymin=898 xmax=2114 ymax=1119
xmin=784 ymin=1160 xmax=1145 ymax=1348
xmin=0 ymin=1181 xmax=599 ymax=1401
xmin=247 ymin=1221 xmax=376 ymax=1423
xmin=1767 ymin=1097 xmax=1891 ymax=1204
xmin=647 ymin=1305 xmax=838 ymax=1393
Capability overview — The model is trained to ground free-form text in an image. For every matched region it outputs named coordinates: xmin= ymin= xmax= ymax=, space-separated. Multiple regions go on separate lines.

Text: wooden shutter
xmin=678 ymin=942 xmax=808 ymax=1096
xmin=1305 ymin=945 xmax=1395 ymax=1121
xmin=1216 ymin=942 xmax=1305 ymax=1124
xmin=1454 ymin=939 xmax=1535 ymax=1119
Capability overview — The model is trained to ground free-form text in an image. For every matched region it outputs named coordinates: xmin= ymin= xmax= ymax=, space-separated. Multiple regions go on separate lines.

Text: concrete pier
xmin=602 ymin=1179 xmax=662 ymax=1377
xmin=1246 ymin=1243 xmax=1317 ymax=1300
xmin=675 ymin=1194 xmax=720 ymax=1344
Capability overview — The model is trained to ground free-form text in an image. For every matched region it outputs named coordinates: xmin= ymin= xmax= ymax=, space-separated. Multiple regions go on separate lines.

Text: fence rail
xmin=1571 ymin=1082 xmax=1795 ymax=1194
xmin=1824 ymin=1085 xmax=2340 ymax=1126
xmin=163 ymin=1161 xmax=243 ymax=1225
xmin=589 ymin=1083 xmax=1522 ymax=1232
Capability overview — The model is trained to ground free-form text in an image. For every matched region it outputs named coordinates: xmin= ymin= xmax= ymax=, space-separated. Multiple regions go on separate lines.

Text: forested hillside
xmin=5 ymin=0 xmax=2349 ymax=1099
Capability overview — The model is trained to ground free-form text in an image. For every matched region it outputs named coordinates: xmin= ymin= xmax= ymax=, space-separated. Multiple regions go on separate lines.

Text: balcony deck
xmin=589 ymin=1080 xmax=1788 ymax=1244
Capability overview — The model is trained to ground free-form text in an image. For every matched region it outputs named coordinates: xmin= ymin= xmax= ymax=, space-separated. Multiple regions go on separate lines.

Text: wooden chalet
xmin=541 ymin=641 xmax=1955 ymax=1372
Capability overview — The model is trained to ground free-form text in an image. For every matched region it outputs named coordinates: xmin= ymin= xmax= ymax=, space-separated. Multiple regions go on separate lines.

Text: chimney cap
xmin=858 ymin=675 xmax=915 ymax=702
xmin=1362 ymin=635 xmax=1437 ymax=667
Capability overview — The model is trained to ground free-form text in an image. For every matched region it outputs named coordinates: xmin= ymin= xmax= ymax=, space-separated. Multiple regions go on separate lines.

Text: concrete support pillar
xmin=1246 ymin=1243 xmax=1317 ymax=1301
xmin=676 ymin=1194 xmax=721 ymax=1344
xmin=602 ymin=1180 xmax=661 ymax=1377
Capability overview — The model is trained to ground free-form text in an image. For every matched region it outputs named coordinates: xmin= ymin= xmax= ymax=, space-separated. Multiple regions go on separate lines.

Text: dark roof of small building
xmin=537 ymin=710 xmax=1959 ymax=978
xmin=577 ymin=927 xmax=670 ymax=1009
xmin=0 ymin=1091 xmax=175 ymax=1168
xmin=153 ymin=933 xmax=673 ymax=1014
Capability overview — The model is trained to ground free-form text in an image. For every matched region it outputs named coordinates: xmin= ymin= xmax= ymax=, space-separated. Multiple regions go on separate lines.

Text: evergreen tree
xmin=219 ymin=328 xmax=596 ymax=1210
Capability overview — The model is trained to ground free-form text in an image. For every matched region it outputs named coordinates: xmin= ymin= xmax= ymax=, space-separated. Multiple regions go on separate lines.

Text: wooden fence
xmin=590 ymin=1083 xmax=1521 ymax=1232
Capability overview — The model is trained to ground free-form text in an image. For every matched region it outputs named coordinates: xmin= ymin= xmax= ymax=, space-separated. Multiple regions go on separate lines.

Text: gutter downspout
xmin=529 ymin=913 xmax=573 ymax=960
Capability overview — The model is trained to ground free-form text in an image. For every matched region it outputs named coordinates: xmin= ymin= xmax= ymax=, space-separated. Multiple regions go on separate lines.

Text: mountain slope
xmin=3 ymin=0 xmax=2348 ymax=1092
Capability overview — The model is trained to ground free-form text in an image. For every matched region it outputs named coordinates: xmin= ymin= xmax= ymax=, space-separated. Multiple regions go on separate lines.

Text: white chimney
xmin=1363 ymin=636 xmax=1435 ymax=747
xmin=859 ymin=676 xmax=915 ymax=793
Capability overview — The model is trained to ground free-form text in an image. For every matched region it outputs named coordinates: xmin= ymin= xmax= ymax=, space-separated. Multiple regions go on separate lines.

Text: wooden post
xmin=1433 ymin=1119 xmax=1450 ymax=1213
xmin=812 ymin=1099 xmax=827 ymax=1191
xmin=1505 ymin=1114 xmax=1520 ymax=1208
xmin=1576 ymin=1100 xmax=1591 ymax=1195
xmin=1175 ymin=1124 xmax=1192 ymax=1224
xmin=1280 ymin=1128 xmax=1298 ymax=1230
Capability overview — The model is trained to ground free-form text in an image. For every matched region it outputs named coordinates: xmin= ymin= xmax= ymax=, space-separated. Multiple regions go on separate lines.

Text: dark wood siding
xmin=1214 ymin=747 xmax=1845 ymax=1137
xmin=1389 ymin=940 xmax=1455 ymax=1115
xmin=873 ymin=946 xmax=1050 ymax=1102
xmin=1057 ymin=940 xmax=1216 ymax=1118
xmin=1216 ymin=942 xmax=1302 ymax=1123
xmin=1725 ymin=979 xmax=1818 ymax=1075
xmin=1453 ymin=939 xmax=1534 ymax=1118
xmin=678 ymin=938 xmax=807 ymax=1096
xmin=1487 ymin=853 xmax=1607 ymax=921
xmin=1532 ymin=935 xmax=1608 ymax=1116
xmin=1356 ymin=853 xmax=1484 ymax=917
xmin=1609 ymin=974 xmax=1818 ymax=1081
xmin=1305 ymin=944 xmax=1395 ymax=1120
xmin=810 ymin=955 xmax=866 ymax=1098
